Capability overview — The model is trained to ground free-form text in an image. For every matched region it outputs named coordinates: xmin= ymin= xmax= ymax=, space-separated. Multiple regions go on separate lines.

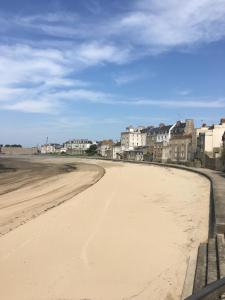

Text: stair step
xmin=207 ymin=238 xmax=218 ymax=284
xmin=217 ymin=234 xmax=225 ymax=300
xmin=193 ymin=243 xmax=207 ymax=293
xmin=217 ymin=234 xmax=225 ymax=278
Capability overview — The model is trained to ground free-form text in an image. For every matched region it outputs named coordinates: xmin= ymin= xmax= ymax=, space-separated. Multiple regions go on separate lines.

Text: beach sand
xmin=0 ymin=156 xmax=104 ymax=235
xmin=0 ymin=157 xmax=210 ymax=300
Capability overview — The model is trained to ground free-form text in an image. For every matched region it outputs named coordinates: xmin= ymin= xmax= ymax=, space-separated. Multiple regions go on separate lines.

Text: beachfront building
xmin=194 ymin=124 xmax=209 ymax=160
xmin=64 ymin=139 xmax=93 ymax=155
xmin=198 ymin=119 xmax=225 ymax=154
xmin=197 ymin=118 xmax=225 ymax=169
xmin=121 ymin=126 xmax=145 ymax=151
xmin=167 ymin=119 xmax=195 ymax=163
xmin=41 ymin=144 xmax=62 ymax=154
xmin=145 ymin=123 xmax=176 ymax=162
xmin=97 ymin=140 xmax=113 ymax=157
xmin=123 ymin=148 xmax=144 ymax=161
xmin=112 ymin=142 xmax=123 ymax=159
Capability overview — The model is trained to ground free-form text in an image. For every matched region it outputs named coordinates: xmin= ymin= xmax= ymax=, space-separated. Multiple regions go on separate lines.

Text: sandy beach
xmin=0 ymin=157 xmax=210 ymax=300
xmin=0 ymin=156 xmax=104 ymax=235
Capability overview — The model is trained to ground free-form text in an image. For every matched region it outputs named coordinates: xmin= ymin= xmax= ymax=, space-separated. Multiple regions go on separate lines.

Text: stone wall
xmin=0 ymin=147 xmax=38 ymax=155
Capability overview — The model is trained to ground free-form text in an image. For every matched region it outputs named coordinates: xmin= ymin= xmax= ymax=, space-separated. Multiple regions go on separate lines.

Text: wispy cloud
xmin=1 ymin=1 xmax=225 ymax=54
xmin=113 ymin=72 xmax=146 ymax=85
xmin=0 ymin=1 xmax=225 ymax=114
xmin=175 ymin=89 xmax=192 ymax=96
xmin=0 ymin=42 xmax=224 ymax=114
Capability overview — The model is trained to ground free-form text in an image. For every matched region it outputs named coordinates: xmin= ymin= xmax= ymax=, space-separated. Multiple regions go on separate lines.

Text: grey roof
xmin=143 ymin=125 xmax=173 ymax=135
xmin=170 ymin=121 xmax=186 ymax=135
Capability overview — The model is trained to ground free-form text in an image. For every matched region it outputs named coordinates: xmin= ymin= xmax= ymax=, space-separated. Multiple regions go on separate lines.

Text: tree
xmin=4 ymin=144 xmax=22 ymax=148
xmin=86 ymin=144 xmax=98 ymax=156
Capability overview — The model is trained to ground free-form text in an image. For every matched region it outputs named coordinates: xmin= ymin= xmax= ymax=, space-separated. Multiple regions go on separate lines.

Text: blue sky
xmin=0 ymin=0 xmax=225 ymax=146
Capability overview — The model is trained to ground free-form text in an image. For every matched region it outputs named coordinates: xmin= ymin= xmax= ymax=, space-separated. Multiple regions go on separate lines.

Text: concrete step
xmin=217 ymin=234 xmax=225 ymax=278
xmin=217 ymin=234 xmax=225 ymax=300
xmin=193 ymin=243 xmax=207 ymax=293
xmin=190 ymin=235 xmax=225 ymax=299
xmin=207 ymin=238 xmax=218 ymax=284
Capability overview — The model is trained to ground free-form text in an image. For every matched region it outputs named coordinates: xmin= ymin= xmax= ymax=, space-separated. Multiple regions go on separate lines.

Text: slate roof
xmin=170 ymin=121 xmax=186 ymax=135
xmin=142 ymin=124 xmax=173 ymax=135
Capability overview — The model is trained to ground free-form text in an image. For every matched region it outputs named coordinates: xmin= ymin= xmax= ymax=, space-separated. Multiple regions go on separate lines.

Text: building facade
xmin=168 ymin=119 xmax=195 ymax=163
xmin=64 ymin=139 xmax=93 ymax=155
xmin=112 ymin=142 xmax=122 ymax=159
xmin=97 ymin=140 xmax=113 ymax=157
xmin=121 ymin=126 xmax=145 ymax=151
xmin=145 ymin=123 xmax=176 ymax=162
xmin=41 ymin=144 xmax=62 ymax=154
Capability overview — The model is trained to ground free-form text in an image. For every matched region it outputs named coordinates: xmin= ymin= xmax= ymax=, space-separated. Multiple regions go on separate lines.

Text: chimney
xmin=220 ymin=118 xmax=225 ymax=125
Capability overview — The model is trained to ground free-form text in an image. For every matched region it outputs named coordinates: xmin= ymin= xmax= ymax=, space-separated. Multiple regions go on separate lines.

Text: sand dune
xmin=0 ymin=157 xmax=210 ymax=300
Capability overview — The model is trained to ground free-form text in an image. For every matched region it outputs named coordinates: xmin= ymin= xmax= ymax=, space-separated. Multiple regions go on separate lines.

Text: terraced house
xmin=168 ymin=119 xmax=195 ymax=163
xmin=145 ymin=123 xmax=175 ymax=162
xmin=64 ymin=139 xmax=93 ymax=155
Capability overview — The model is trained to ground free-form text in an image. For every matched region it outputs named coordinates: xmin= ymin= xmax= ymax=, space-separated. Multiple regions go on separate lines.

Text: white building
xmin=64 ymin=139 xmax=93 ymax=154
xmin=121 ymin=126 xmax=145 ymax=151
xmin=41 ymin=144 xmax=62 ymax=154
xmin=112 ymin=142 xmax=122 ymax=159
xmin=98 ymin=140 xmax=113 ymax=157
xmin=198 ymin=119 xmax=225 ymax=156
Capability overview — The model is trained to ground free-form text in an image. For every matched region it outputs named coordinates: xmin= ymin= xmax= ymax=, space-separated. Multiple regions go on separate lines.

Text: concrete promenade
xmin=193 ymin=168 xmax=225 ymax=235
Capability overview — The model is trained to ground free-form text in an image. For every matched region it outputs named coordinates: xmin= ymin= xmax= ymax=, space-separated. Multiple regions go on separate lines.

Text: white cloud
xmin=123 ymin=98 xmax=225 ymax=108
xmin=3 ymin=100 xmax=56 ymax=113
xmin=75 ymin=42 xmax=132 ymax=65
xmin=2 ymin=0 xmax=225 ymax=55
xmin=113 ymin=72 xmax=146 ymax=85
xmin=0 ymin=1 xmax=225 ymax=114
xmin=126 ymin=0 xmax=225 ymax=48
xmin=175 ymin=89 xmax=192 ymax=96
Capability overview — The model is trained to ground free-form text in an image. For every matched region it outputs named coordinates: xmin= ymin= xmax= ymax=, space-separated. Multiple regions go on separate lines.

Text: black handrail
xmin=185 ymin=277 xmax=225 ymax=300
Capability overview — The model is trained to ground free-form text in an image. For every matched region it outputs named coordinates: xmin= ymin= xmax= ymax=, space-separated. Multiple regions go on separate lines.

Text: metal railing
xmin=185 ymin=277 xmax=225 ymax=300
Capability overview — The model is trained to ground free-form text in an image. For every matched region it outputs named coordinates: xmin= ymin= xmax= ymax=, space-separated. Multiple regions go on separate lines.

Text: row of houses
xmin=40 ymin=117 xmax=225 ymax=170
xmin=99 ymin=118 xmax=225 ymax=170
xmin=41 ymin=139 xmax=95 ymax=155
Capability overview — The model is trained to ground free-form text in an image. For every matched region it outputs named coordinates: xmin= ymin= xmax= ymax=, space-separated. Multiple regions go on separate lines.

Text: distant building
xmin=198 ymin=119 xmax=225 ymax=154
xmin=168 ymin=119 xmax=195 ymax=163
xmin=112 ymin=142 xmax=122 ymax=159
xmin=123 ymin=149 xmax=144 ymax=161
xmin=64 ymin=139 xmax=93 ymax=155
xmin=194 ymin=124 xmax=209 ymax=160
xmin=97 ymin=140 xmax=113 ymax=157
xmin=121 ymin=126 xmax=145 ymax=151
xmin=41 ymin=144 xmax=62 ymax=154
xmin=145 ymin=123 xmax=176 ymax=162
xmin=197 ymin=118 xmax=225 ymax=169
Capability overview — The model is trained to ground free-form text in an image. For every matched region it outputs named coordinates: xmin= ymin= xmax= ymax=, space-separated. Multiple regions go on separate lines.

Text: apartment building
xmin=146 ymin=123 xmax=175 ymax=162
xmin=121 ymin=126 xmax=145 ymax=151
xmin=41 ymin=144 xmax=62 ymax=154
xmin=64 ymin=139 xmax=93 ymax=155
xmin=97 ymin=140 xmax=113 ymax=157
xmin=112 ymin=142 xmax=122 ymax=159
xmin=168 ymin=119 xmax=195 ymax=162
